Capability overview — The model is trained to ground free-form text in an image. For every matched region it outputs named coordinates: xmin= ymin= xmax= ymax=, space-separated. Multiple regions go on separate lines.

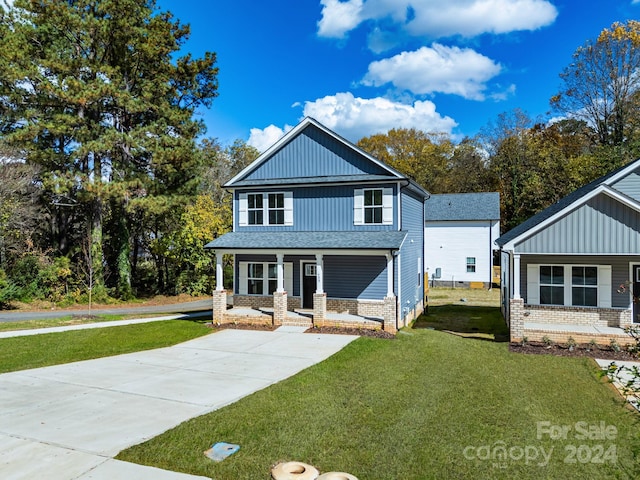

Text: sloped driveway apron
xmin=0 ymin=328 xmax=357 ymax=479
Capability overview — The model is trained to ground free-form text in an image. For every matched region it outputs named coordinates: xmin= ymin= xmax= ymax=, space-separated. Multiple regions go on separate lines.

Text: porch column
xmin=215 ymin=252 xmax=224 ymax=291
xmin=313 ymin=253 xmax=326 ymax=327
xmin=212 ymin=252 xmax=227 ymax=324
xmin=276 ymin=253 xmax=285 ymax=293
xmin=384 ymin=253 xmax=397 ymax=333
xmin=315 ymin=254 xmax=324 ymax=293
xmin=386 ymin=253 xmax=394 ymax=296
xmin=273 ymin=253 xmax=287 ymax=325
xmin=513 ymin=254 xmax=521 ymax=300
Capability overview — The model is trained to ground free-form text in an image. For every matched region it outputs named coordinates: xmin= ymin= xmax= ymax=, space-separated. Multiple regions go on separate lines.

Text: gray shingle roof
xmin=425 ymin=192 xmax=500 ymax=221
xmin=204 ymin=231 xmax=407 ymax=250
xmin=495 ymin=160 xmax=638 ymax=247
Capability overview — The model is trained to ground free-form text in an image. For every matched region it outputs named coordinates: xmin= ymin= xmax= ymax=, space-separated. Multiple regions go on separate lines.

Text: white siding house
xmin=425 ymin=193 xmax=500 ymax=288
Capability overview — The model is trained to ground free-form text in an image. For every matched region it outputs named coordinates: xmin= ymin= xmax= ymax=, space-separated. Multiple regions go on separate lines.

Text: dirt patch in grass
xmin=510 ymin=342 xmax=639 ymax=361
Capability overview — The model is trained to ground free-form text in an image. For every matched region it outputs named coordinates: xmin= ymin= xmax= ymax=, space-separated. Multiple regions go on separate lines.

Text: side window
xmin=466 ymin=257 xmax=476 ymax=273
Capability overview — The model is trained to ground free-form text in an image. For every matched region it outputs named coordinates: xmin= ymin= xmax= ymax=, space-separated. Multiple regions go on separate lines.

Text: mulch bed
xmin=509 ymin=342 xmax=639 ymax=361
xmin=306 ymin=326 xmax=396 ymax=339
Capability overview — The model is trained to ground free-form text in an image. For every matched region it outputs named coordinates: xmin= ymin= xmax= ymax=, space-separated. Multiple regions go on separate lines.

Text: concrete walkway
xmin=0 ymin=326 xmax=358 ymax=479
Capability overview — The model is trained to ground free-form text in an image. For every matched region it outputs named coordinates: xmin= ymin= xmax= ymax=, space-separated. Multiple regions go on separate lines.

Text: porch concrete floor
xmin=524 ymin=322 xmax=626 ymax=335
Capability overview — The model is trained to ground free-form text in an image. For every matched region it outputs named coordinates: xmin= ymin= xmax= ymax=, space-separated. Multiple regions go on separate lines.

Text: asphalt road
xmin=0 ymin=299 xmax=212 ymax=323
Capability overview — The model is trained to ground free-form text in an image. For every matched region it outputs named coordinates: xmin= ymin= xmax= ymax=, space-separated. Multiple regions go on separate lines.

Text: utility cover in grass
xmin=204 ymin=442 xmax=240 ymax=462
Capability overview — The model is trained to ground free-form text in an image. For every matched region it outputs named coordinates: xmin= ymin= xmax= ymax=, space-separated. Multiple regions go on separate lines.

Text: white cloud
xmin=317 ymin=0 xmax=365 ymax=38
xmin=248 ymin=124 xmax=293 ymax=152
xmin=363 ymin=44 xmax=502 ymax=100
xmin=318 ymin=0 xmax=558 ymax=42
xmin=300 ymin=92 xmax=457 ymax=140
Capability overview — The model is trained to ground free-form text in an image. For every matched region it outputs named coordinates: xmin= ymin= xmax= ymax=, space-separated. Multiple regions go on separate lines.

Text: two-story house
xmin=205 ymin=117 xmax=429 ymax=332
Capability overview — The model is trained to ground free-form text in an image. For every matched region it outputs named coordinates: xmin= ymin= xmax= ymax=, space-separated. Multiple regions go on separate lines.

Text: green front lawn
xmin=0 ymin=320 xmax=212 ymax=374
xmin=118 ymin=328 xmax=640 ymax=479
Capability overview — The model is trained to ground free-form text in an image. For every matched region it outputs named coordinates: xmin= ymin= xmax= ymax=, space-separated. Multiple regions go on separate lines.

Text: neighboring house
xmin=424 ymin=192 xmax=500 ymax=288
xmin=496 ymin=159 xmax=640 ymax=345
xmin=205 ymin=117 xmax=429 ymax=332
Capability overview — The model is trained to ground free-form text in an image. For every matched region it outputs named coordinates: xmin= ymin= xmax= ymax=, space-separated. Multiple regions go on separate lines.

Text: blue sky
xmin=157 ymin=0 xmax=640 ymax=151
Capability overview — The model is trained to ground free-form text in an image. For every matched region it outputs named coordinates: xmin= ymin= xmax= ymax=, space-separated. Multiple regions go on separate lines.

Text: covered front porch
xmin=206 ymin=231 xmax=406 ymax=333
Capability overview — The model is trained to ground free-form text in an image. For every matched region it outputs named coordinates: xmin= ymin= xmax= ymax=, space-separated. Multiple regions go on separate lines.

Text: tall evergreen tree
xmin=0 ymin=0 xmax=218 ymax=297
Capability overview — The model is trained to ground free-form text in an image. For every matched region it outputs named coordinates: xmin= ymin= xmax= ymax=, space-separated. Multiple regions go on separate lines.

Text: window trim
xmin=238 ymin=192 xmax=293 ymax=226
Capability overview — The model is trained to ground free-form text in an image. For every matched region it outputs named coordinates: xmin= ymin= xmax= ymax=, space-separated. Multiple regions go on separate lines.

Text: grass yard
xmin=0 ymin=320 xmax=211 ymax=374
xmin=118 ymin=328 xmax=640 ymax=479
xmin=0 ymin=313 xmax=173 ymax=333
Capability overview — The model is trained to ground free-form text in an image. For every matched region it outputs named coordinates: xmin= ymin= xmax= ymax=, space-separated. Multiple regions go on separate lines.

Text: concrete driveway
xmin=0 ymin=327 xmax=357 ymax=479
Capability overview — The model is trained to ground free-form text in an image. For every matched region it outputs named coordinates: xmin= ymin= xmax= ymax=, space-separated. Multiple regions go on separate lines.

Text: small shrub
xmin=566 ymin=336 xmax=577 ymax=352
xmin=610 ymin=338 xmax=621 ymax=353
xmin=521 ymin=336 xmax=528 ymax=346
xmin=587 ymin=339 xmax=598 ymax=351
xmin=542 ymin=335 xmax=553 ymax=347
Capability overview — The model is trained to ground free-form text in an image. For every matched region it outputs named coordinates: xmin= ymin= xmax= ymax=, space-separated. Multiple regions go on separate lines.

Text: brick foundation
xmin=509 ymin=298 xmax=525 ymax=342
xmin=520 ymin=329 xmax=634 ymax=347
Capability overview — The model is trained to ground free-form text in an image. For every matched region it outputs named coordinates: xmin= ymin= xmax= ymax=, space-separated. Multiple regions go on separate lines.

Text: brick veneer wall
xmin=520 ymin=328 xmax=634 ymax=347
xmin=233 ymin=295 xmax=272 ymax=309
xmin=522 ymin=304 xmax=631 ymax=328
xmin=326 ymin=298 xmax=358 ymax=314
xmin=357 ymin=300 xmax=384 ymax=317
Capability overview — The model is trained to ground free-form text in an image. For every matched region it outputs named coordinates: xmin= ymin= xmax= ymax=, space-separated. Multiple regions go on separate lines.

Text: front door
xmin=302 ymin=263 xmax=317 ymax=309
xmin=634 ymin=266 xmax=640 ymax=323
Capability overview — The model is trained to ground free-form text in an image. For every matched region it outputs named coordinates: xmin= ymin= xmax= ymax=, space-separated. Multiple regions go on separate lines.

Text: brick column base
xmin=510 ymin=298 xmax=524 ymax=342
xmin=212 ymin=290 xmax=227 ymax=324
xmin=273 ymin=291 xmax=287 ymax=326
xmin=383 ymin=295 xmax=397 ymax=333
xmin=313 ymin=293 xmax=327 ymax=327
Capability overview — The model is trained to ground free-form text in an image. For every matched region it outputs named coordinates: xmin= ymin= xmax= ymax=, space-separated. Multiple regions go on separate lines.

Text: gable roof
xmin=225 ymin=117 xmax=429 ymax=199
xmin=496 ymin=158 xmax=640 ymax=249
xmin=425 ymin=192 xmax=500 ymax=221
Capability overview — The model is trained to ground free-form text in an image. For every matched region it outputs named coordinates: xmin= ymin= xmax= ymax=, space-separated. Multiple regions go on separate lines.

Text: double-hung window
xmin=364 ymin=189 xmax=383 ymax=224
xmin=572 ymin=266 xmax=598 ymax=307
xmin=268 ymin=193 xmax=285 ymax=225
xmin=247 ymin=194 xmax=263 ymax=225
xmin=354 ymin=187 xmax=393 ymax=225
xmin=239 ymin=192 xmax=293 ymax=226
xmin=539 ymin=266 xmax=564 ymax=305
xmin=466 ymin=257 xmax=476 ymax=273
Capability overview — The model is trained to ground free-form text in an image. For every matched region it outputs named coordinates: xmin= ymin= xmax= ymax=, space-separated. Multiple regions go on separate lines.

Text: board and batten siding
xmin=610 ymin=167 xmax=640 ymax=202
xmin=234 ymin=184 xmax=398 ymax=231
xmin=519 ymin=255 xmax=634 ymax=308
xmin=242 ymin=125 xmax=389 ymax=181
xmin=400 ymin=189 xmax=425 ymax=318
xmin=425 ymin=220 xmax=498 ymax=284
xmin=515 ymin=193 xmax=640 ymax=254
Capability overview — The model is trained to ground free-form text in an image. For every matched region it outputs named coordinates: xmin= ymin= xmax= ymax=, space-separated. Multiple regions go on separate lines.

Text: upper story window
xmin=354 ymin=187 xmax=393 ymax=225
xmin=239 ymin=192 xmax=293 ymax=226
xmin=364 ymin=189 xmax=383 ymax=224
xmin=247 ymin=193 xmax=263 ymax=225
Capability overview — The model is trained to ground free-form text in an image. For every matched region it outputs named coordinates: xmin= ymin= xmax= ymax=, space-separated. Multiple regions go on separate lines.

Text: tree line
xmin=0 ymin=1 xmax=638 ymax=307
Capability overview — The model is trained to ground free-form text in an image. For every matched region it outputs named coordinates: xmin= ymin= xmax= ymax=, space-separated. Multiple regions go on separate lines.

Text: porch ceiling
xmin=205 ymin=231 xmax=407 ymax=251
